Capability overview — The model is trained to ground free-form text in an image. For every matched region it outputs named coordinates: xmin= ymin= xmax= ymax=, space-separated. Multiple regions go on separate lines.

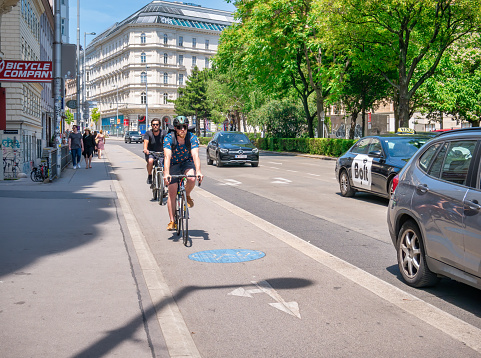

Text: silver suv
xmin=387 ymin=128 xmax=481 ymax=289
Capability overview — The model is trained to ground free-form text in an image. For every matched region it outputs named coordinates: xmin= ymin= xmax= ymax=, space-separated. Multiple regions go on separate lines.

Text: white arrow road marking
xmin=272 ymin=177 xmax=292 ymax=184
xmin=228 ymin=280 xmax=301 ymax=319
xmin=220 ymin=179 xmax=242 ymax=186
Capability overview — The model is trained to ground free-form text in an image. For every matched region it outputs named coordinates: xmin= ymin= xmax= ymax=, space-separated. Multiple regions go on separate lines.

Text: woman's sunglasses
xmin=176 ymin=125 xmax=188 ymax=130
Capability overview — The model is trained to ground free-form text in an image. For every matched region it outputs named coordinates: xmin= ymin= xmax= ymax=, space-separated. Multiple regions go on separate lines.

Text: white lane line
xmin=198 ymin=189 xmax=481 ymax=353
xmin=286 ymin=170 xmax=298 ymax=173
xmin=111 ymin=150 xmax=202 ymax=358
xmin=267 ymin=161 xmax=283 ymax=165
xmin=272 ymin=177 xmax=292 ymax=184
xmin=220 ymin=179 xmax=242 ymax=186
xmin=265 ymin=166 xmax=280 ymax=170
xmin=307 ymin=173 xmax=321 ymax=177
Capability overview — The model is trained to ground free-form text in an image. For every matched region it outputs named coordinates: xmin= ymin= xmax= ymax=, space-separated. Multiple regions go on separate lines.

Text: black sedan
xmin=124 ymin=131 xmax=143 ymax=143
xmin=206 ymin=131 xmax=259 ymax=167
xmin=335 ymin=134 xmax=433 ymax=199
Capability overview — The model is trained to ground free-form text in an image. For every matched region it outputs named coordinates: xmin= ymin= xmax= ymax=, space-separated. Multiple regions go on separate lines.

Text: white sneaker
xmin=77 ymin=164 xmax=81 ymax=169
xmin=73 ymin=164 xmax=77 ymax=169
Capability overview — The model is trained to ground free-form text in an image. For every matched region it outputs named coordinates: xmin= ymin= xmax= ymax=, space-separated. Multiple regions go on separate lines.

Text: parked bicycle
xmin=170 ymin=174 xmax=200 ymax=246
xmin=30 ymin=161 xmax=49 ymax=182
xmin=150 ymin=152 xmax=166 ymax=204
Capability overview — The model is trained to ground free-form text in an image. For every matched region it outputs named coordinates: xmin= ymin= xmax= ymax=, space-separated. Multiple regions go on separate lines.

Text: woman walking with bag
xmin=96 ymin=130 xmax=106 ymax=159
xmin=82 ymin=128 xmax=96 ymax=168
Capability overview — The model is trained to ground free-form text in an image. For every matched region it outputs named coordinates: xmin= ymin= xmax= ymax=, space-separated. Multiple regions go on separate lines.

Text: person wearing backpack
xmin=163 ymin=116 xmax=203 ymax=231
xmin=143 ymin=118 xmax=165 ymax=184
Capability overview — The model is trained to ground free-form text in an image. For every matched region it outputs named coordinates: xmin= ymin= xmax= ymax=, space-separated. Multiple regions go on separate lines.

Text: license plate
xmin=235 ymin=155 xmax=247 ymax=159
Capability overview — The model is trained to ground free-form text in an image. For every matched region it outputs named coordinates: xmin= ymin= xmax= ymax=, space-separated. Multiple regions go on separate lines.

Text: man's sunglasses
xmin=152 ymin=123 xmax=160 ymax=126
xmin=176 ymin=125 xmax=188 ymax=130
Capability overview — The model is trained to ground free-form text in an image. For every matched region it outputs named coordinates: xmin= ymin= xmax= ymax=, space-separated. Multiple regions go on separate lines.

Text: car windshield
xmin=129 ymin=131 xmax=140 ymax=135
xmin=218 ymin=133 xmax=249 ymax=144
xmin=383 ymin=137 xmax=430 ymax=158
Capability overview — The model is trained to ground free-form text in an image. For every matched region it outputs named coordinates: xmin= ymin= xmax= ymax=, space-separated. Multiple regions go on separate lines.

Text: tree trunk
xmin=195 ymin=110 xmax=200 ymax=137
xmin=349 ymin=110 xmax=360 ymax=139
xmin=316 ymin=88 xmax=325 ymax=138
xmin=301 ymin=94 xmax=314 ymax=138
xmin=361 ymin=92 xmax=366 ymax=137
xmin=439 ymin=112 xmax=443 ymax=129
xmin=398 ymin=85 xmax=410 ymax=128
xmin=241 ymin=112 xmax=247 ymax=133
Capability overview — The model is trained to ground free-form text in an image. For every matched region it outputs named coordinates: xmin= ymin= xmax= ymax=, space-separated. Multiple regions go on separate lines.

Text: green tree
xmin=320 ymin=0 xmax=481 ymax=128
xmin=91 ymin=107 xmax=100 ymax=129
xmin=173 ymin=66 xmax=211 ymax=136
xmin=65 ymin=109 xmax=74 ymax=125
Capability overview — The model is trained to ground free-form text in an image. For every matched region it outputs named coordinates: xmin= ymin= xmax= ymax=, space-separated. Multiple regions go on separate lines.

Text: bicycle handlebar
xmin=168 ymin=174 xmax=202 ymax=186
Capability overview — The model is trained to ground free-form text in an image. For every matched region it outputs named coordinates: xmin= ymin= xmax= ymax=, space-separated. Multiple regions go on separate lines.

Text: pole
xmin=76 ymin=0 xmax=80 ymax=130
xmin=116 ymin=85 xmax=119 ymax=136
xmin=145 ymin=64 xmax=148 ymax=127
xmin=53 ymin=0 xmax=63 ymax=176
xmin=83 ymin=32 xmax=95 ymax=129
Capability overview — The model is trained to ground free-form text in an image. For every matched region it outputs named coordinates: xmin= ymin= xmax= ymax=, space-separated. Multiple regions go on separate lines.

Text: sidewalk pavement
xmin=0 ymin=155 xmax=167 ymax=357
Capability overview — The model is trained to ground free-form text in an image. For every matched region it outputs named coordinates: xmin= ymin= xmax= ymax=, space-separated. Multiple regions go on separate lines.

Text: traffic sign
xmin=83 ymin=113 xmax=89 ymax=120
xmin=66 ymin=100 xmax=77 ymax=109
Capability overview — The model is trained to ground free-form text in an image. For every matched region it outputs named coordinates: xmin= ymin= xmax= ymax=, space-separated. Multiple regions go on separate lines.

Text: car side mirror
xmin=368 ymin=150 xmax=383 ymax=158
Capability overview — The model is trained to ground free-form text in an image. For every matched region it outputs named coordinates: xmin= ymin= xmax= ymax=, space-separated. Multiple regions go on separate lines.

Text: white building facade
xmin=84 ymin=1 xmax=234 ymax=135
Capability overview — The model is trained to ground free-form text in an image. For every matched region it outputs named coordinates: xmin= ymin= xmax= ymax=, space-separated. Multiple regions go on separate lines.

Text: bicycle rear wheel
xmin=181 ymin=191 xmax=189 ymax=246
xmin=158 ymin=170 xmax=165 ymax=205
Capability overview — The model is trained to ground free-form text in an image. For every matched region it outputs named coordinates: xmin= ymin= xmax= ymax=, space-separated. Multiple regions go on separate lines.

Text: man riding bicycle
xmin=143 ymin=118 xmax=165 ymax=184
xmin=163 ymin=116 xmax=203 ymax=231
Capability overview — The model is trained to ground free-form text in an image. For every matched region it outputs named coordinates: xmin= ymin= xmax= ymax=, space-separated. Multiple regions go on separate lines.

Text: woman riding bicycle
xmin=163 ymin=116 xmax=203 ymax=231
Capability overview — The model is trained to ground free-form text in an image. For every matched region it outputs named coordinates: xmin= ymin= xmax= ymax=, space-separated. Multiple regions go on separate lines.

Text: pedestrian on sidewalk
xmin=68 ymin=125 xmax=84 ymax=169
xmin=96 ymin=130 xmax=106 ymax=159
xmin=93 ymin=130 xmax=98 ymax=156
xmin=82 ymin=128 xmax=96 ymax=169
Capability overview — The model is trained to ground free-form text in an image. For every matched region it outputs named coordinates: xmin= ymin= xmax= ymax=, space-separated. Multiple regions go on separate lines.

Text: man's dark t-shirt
xmin=69 ymin=132 xmax=83 ymax=149
xmin=144 ymin=130 xmax=164 ymax=152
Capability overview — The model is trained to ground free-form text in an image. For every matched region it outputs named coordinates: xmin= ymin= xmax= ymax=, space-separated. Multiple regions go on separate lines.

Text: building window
xmin=205 ymin=39 xmax=209 ymax=49
xmin=141 ymin=91 xmax=146 ymax=104
xmin=164 ymin=72 xmax=168 ymax=84
xmin=141 ymin=71 xmax=147 ymax=84
xmin=192 ymin=38 xmax=196 ymax=48
xmin=179 ymin=55 xmax=183 ymax=66
xmin=141 ymin=52 xmax=146 ymax=63
xmin=141 ymin=33 xmax=146 ymax=44
xmin=164 ymin=93 xmax=168 ymax=104
xmin=61 ymin=19 xmax=65 ymax=35
xmin=164 ymin=53 xmax=168 ymax=64
xmin=192 ymin=56 xmax=196 ymax=66
xmin=178 ymin=36 xmax=183 ymax=47
xmin=179 ymin=74 xmax=184 ymax=85
xmin=205 ymin=57 xmax=209 ymax=68
xmin=163 ymin=33 xmax=168 ymax=44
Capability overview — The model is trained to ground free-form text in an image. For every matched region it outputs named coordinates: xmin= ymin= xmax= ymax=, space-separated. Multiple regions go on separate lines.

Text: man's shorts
xmin=145 ymin=152 xmax=164 ymax=165
xmin=169 ymin=160 xmax=196 ymax=184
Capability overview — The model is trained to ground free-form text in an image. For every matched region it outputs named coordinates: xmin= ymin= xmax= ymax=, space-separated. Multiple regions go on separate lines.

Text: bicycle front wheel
xmin=175 ymin=194 xmax=181 ymax=236
xmin=181 ymin=191 xmax=189 ymax=246
xmin=152 ymin=170 xmax=158 ymax=201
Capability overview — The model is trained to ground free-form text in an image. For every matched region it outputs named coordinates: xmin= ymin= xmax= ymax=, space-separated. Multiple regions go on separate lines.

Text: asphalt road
xmin=110 ymin=140 xmax=481 ymax=357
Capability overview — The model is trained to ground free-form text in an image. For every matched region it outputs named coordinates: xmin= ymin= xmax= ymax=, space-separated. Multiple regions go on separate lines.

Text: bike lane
xmin=107 ymin=143 xmax=481 ymax=358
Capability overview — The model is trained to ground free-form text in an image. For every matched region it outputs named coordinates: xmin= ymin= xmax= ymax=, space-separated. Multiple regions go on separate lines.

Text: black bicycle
xmin=150 ymin=152 xmax=166 ymax=205
xmin=170 ymin=174 xmax=200 ymax=246
xmin=30 ymin=161 xmax=49 ymax=182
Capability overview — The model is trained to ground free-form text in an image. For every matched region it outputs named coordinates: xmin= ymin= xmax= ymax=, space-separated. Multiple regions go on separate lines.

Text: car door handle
xmin=416 ymin=184 xmax=429 ymax=194
xmin=466 ymin=199 xmax=481 ymax=211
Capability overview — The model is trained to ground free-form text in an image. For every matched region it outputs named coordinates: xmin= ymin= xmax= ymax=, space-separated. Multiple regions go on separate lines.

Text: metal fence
xmin=60 ymin=144 xmax=71 ymax=171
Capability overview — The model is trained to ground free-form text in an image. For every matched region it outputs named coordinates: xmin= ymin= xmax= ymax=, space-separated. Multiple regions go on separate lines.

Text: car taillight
xmin=392 ymin=174 xmax=399 ymax=193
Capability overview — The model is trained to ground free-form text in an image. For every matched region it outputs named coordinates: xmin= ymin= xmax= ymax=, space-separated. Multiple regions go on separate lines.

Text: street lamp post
xmin=113 ymin=84 xmax=119 ymax=137
xmin=83 ymin=31 xmax=96 ymax=128
xmin=145 ymin=65 xmax=149 ymax=127
xmin=76 ymin=0 xmax=80 ymax=130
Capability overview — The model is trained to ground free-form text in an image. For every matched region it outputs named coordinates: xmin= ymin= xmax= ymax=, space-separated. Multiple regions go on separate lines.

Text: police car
xmin=335 ymin=133 xmax=433 ymax=199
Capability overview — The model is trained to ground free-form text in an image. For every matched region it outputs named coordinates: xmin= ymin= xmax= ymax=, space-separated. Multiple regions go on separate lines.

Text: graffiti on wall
xmin=2 ymin=136 xmax=21 ymax=179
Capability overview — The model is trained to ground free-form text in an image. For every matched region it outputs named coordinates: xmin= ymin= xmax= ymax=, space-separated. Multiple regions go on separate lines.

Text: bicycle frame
xmin=170 ymin=174 xmax=198 ymax=246
xmin=150 ymin=152 xmax=165 ymax=205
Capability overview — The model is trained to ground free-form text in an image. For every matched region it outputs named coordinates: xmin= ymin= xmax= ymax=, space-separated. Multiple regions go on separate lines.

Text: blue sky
xmin=68 ymin=0 xmax=237 ymax=46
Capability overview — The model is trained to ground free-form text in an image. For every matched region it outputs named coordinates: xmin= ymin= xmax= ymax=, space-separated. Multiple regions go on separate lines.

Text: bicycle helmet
xmin=173 ymin=116 xmax=189 ymax=127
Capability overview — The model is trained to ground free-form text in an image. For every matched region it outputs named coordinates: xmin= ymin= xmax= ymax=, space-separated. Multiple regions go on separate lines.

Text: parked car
xmin=206 ymin=131 xmax=259 ymax=167
xmin=335 ymin=134 xmax=433 ymax=199
xmin=124 ymin=131 xmax=143 ymax=143
xmin=388 ymin=128 xmax=481 ymax=289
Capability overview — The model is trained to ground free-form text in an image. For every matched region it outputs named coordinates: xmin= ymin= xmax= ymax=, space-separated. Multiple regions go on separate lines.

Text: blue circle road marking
xmin=188 ymin=249 xmax=265 ymax=263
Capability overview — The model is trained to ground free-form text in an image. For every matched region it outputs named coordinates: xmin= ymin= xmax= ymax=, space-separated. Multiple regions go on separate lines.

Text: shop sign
xmin=0 ymin=60 xmax=52 ymax=82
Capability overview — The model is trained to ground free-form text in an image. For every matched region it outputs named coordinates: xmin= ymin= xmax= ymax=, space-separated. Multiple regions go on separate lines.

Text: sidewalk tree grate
xmin=188 ymin=249 xmax=265 ymax=263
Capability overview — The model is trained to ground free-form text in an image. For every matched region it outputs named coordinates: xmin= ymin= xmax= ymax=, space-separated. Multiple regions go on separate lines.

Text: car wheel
xmin=339 ymin=170 xmax=355 ymax=197
xmin=397 ymin=220 xmax=439 ymax=288
xmin=129 ymin=139 xmax=132 ymax=143
xmin=216 ymin=153 xmax=224 ymax=167
xmin=251 ymin=162 xmax=259 ymax=167
xmin=388 ymin=177 xmax=395 ymax=199
xmin=207 ymin=151 xmax=213 ymax=165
